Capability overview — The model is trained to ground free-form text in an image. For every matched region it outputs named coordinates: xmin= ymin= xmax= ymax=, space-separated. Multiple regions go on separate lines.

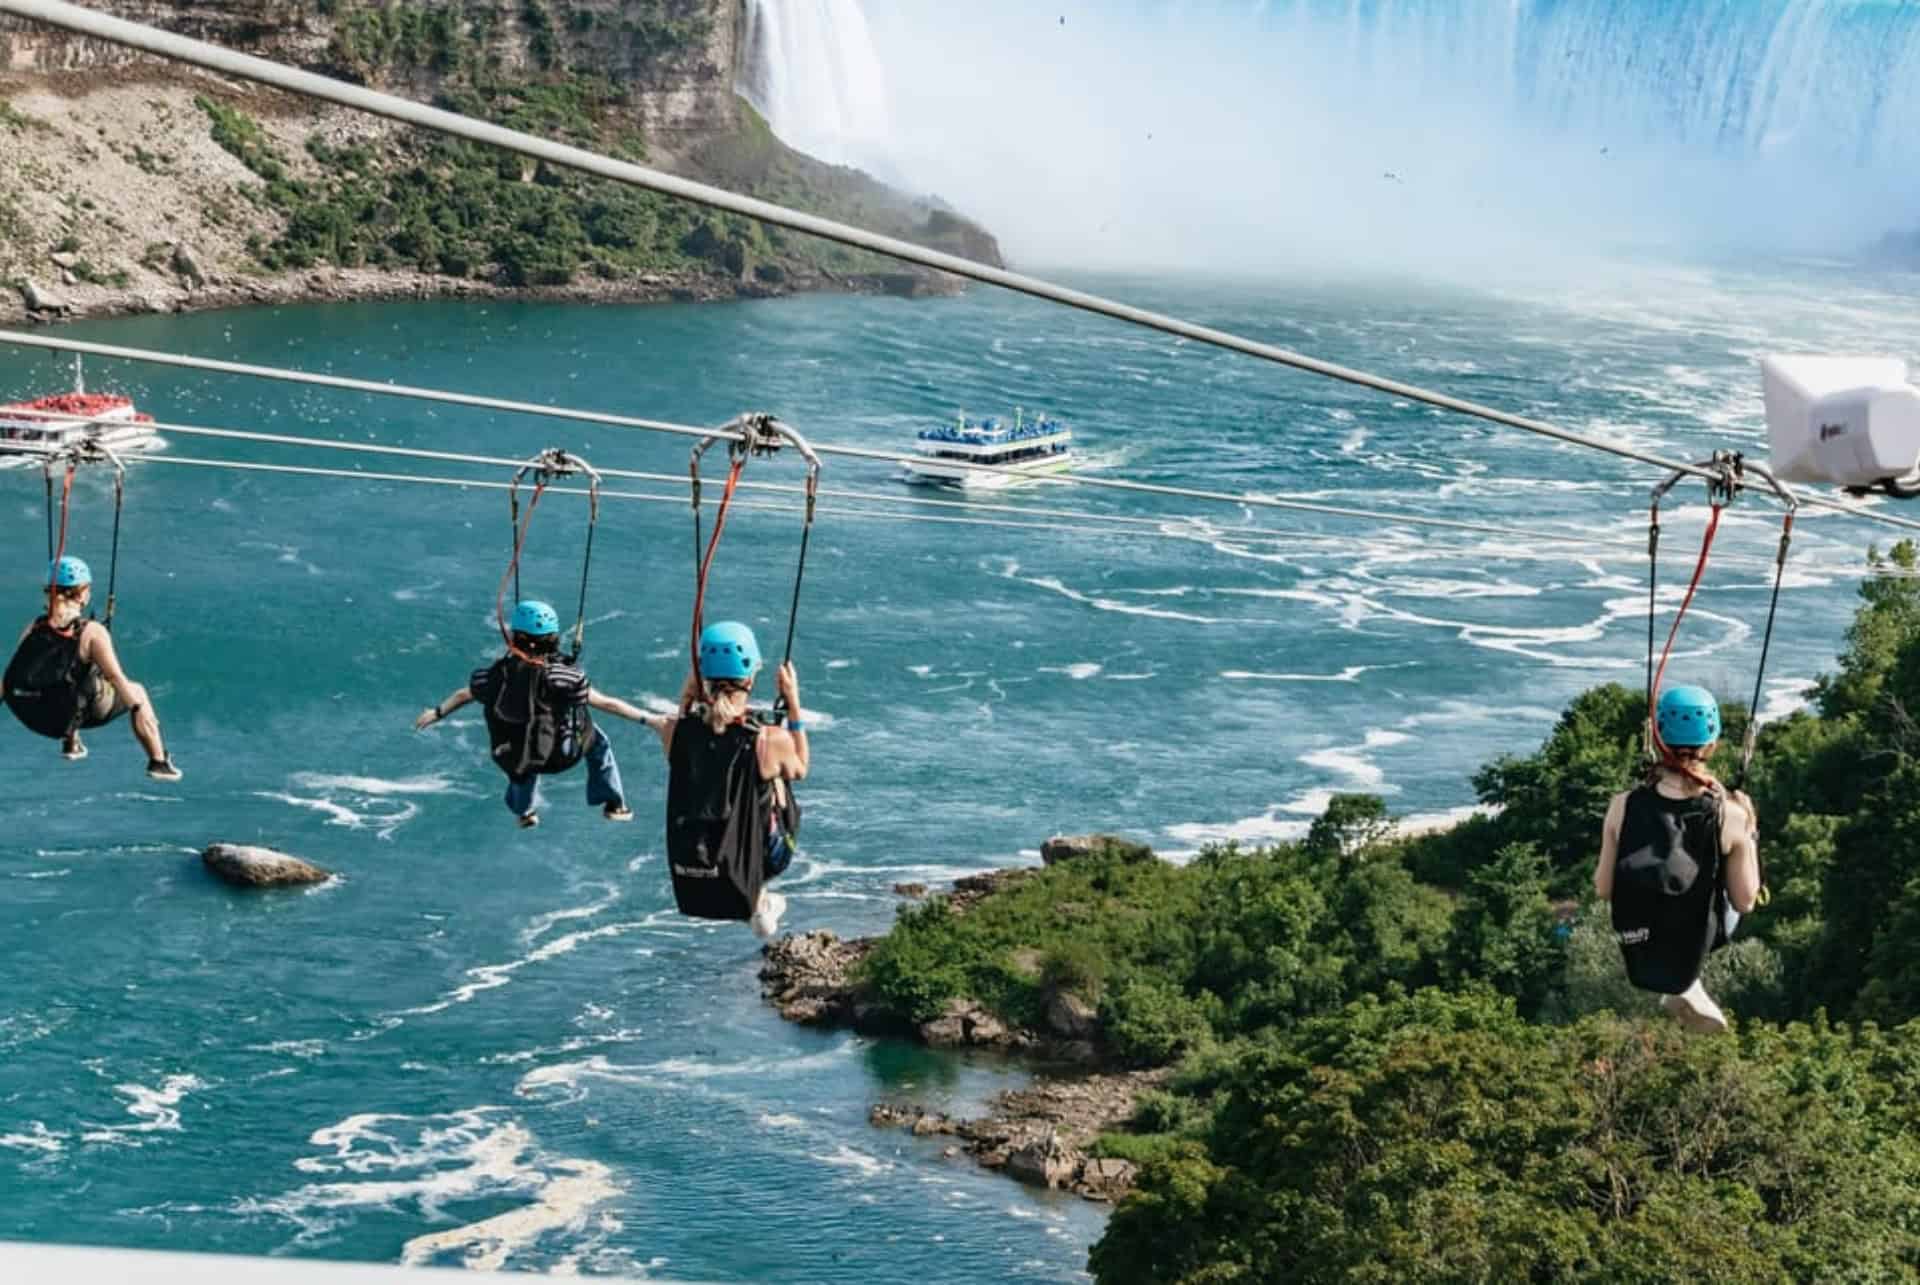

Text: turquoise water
xmin=2 ymin=259 xmax=1917 ymax=1278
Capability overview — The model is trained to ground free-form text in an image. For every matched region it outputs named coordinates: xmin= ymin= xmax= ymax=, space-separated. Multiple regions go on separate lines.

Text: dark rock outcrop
xmin=202 ymin=842 xmax=330 ymax=888
xmin=1040 ymin=833 xmax=1156 ymax=866
xmin=869 ymin=1069 xmax=1165 ymax=1203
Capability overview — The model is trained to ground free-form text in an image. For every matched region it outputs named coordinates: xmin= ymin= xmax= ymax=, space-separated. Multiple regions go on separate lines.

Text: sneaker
xmin=750 ymin=890 xmax=788 ymax=941
xmin=517 ymin=812 xmax=541 ymax=830
xmin=1662 ymin=981 xmax=1728 ymax=1035
xmin=62 ymin=733 xmax=87 ymax=761
xmin=602 ymin=802 xmax=634 ymax=823
xmin=145 ymin=756 xmax=182 ymax=782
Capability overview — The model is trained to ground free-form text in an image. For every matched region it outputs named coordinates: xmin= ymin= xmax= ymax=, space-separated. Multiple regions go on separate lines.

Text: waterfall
xmin=843 ymin=0 xmax=1920 ymax=270
xmin=739 ymin=0 xmax=891 ymax=168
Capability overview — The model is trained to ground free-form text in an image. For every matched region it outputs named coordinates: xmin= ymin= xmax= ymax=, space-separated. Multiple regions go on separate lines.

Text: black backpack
xmin=1611 ymin=785 xmax=1726 ymax=995
xmin=479 ymin=655 xmax=588 ymax=778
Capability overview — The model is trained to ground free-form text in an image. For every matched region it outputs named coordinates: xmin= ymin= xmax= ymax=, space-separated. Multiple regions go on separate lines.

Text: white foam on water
xmin=288 ymin=772 xmax=462 ymax=796
xmin=246 ymin=1040 xmax=326 ymax=1059
xmin=1040 ymin=663 xmax=1103 ymax=680
xmin=253 ymin=791 xmax=421 ymax=841
xmin=515 ymin=1046 xmax=852 ymax=1103
xmin=0 ymin=1122 xmax=66 ymax=1154
xmin=395 ymin=919 xmax=651 ymax=1017
xmin=908 ymin=664 xmax=934 ymax=676
xmin=1223 ymin=664 xmax=1397 ymax=682
xmin=1758 ymin=677 xmax=1816 ymax=725
xmin=481 ymin=1030 xmax=646 ymax=1068
xmin=398 ymin=1158 xmax=619 ymax=1271
xmin=1298 ymin=729 xmax=1411 ymax=791
xmin=80 ymin=1074 xmax=204 ymax=1146
xmin=12 ymin=868 xmax=71 ymax=880
xmin=813 ymin=1144 xmax=891 ymax=1178
xmin=825 ymin=658 xmax=855 ymax=669
xmin=519 ymin=883 xmax=622 ymax=946
xmin=248 ymin=1106 xmax=617 ymax=1267
xmin=1397 ymin=700 xmax=1562 ymax=729
xmin=758 ymin=1113 xmax=806 ymax=1130
xmin=1000 ymin=561 xmax=1229 ymax=624
xmin=1399 ymin=806 xmax=1494 ymax=837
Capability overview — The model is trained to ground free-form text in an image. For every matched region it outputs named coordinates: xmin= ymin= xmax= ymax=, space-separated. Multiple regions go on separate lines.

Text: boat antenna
xmin=72 ymin=352 xmax=84 ymax=395
xmin=1016 ymin=405 xmax=1023 ymax=430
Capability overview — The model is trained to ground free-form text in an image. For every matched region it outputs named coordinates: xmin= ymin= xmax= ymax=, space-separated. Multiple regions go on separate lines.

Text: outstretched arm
xmin=586 ymin=687 xmax=661 ymax=728
xmin=415 ymin=687 xmax=473 ymax=731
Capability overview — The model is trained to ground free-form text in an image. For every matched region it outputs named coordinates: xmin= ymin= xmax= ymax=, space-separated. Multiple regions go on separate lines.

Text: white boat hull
xmin=901 ymin=453 xmax=1076 ymax=490
xmin=0 ymin=425 xmax=164 ymax=469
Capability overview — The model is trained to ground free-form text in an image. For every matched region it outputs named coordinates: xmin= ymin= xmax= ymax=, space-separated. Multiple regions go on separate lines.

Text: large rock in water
xmin=202 ymin=843 xmax=330 ymax=888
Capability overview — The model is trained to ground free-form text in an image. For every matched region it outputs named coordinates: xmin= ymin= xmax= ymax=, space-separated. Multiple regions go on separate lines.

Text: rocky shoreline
xmin=1 ymin=258 xmax=965 ymax=330
xmin=758 ymin=836 xmax=1162 ymax=1205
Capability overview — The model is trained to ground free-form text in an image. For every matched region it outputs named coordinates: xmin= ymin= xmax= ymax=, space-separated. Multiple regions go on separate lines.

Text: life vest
xmin=666 ymin=712 xmax=801 ymax=921
xmin=3 ymin=616 xmax=122 ymax=740
xmin=478 ymin=654 xmax=589 ymax=778
xmin=1611 ymin=783 xmax=1727 ymax=995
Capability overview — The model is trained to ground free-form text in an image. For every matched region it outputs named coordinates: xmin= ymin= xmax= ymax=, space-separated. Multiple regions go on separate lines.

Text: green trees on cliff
xmin=862 ymin=543 xmax=1920 ymax=1280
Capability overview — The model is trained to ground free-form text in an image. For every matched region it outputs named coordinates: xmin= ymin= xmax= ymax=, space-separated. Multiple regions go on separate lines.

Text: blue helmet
xmin=1656 ymin=684 xmax=1722 ymax=748
xmin=698 ymin=620 xmax=762 ymax=681
xmin=509 ymin=600 xmax=560 ymax=637
xmin=46 ymin=556 xmax=91 ymax=589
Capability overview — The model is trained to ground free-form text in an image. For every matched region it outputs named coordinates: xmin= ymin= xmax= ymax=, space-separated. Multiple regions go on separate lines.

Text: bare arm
xmin=414 ymin=686 xmax=473 ymax=731
xmin=1723 ymin=792 xmax=1762 ymax=913
xmin=1594 ymin=792 xmax=1626 ymax=901
xmin=764 ymin=660 xmax=810 ymax=780
xmin=80 ymin=623 xmax=142 ymax=708
xmin=656 ymin=715 xmax=678 ymax=758
xmin=585 ymin=687 xmax=658 ymax=726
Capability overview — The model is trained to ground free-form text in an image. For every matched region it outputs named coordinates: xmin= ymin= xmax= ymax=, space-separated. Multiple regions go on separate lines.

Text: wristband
xmin=786 ymin=718 xmax=805 ymax=732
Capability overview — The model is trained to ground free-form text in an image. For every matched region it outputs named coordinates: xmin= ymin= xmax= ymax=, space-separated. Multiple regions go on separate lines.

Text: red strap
xmin=46 ymin=462 xmax=76 ymax=615
xmin=1649 ymin=501 xmax=1723 ymax=786
xmin=688 ymin=452 xmax=746 ymax=689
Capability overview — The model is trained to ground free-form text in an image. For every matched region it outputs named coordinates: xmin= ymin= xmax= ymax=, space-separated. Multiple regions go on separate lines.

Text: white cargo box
xmin=1762 ymin=354 xmax=1920 ymax=489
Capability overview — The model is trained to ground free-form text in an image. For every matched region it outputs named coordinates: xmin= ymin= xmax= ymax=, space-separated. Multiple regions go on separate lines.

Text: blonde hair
xmin=704 ymin=681 xmax=750 ymax=732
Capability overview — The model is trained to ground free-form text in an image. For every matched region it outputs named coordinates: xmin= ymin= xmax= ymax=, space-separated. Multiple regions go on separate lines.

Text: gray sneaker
xmin=1662 ymin=986 xmax=1728 ymax=1035
xmin=145 ymin=756 xmax=182 ymax=782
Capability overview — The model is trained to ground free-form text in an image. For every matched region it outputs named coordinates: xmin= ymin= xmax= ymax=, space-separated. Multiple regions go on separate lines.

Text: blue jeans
xmin=504 ymin=727 xmax=624 ymax=818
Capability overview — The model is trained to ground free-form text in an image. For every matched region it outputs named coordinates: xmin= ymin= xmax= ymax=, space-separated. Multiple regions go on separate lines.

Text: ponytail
xmin=704 ymin=681 xmax=750 ymax=732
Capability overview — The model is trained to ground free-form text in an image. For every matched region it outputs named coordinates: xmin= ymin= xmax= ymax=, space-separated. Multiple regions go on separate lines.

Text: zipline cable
xmin=0 ymin=0 xmax=1741 ymax=487
xmin=121 ymin=453 xmax=1189 ymax=541
xmin=2 ymin=406 xmax=1849 ymax=573
xmin=1 ymin=404 xmax=1686 ymax=553
xmin=7 ymin=335 xmax=1889 ymax=545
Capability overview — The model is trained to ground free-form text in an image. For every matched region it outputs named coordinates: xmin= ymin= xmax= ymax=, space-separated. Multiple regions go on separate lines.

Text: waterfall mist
xmin=754 ymin=0 xmax=1920 ymax=277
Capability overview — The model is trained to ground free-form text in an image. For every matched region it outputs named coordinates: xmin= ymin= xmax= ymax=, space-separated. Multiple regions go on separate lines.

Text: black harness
xmin=1611 ymin=783 xmax=1728 ymax=994
xmin=3 ymin=616 xmax=124 ymax=740
xmin=666 ymin=712 xmax=801 ymax=921
xmin=479 ymin=654 xmax=589 ymax=778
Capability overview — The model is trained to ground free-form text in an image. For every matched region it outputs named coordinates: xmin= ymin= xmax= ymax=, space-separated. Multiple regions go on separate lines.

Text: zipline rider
xmin=4 ymin=556 xmax=181 ymax=779
xmin=415 ymin=599 xmax=654 ymax=829
xmin=1594 ymin=686 xmax=1761 ymax=1035
xmin=658 ymin=622 xmax=808 ymax=939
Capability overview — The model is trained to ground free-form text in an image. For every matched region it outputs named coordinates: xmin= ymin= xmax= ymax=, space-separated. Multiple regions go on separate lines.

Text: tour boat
xmin=902 ymin=409 xmax=1075 ymax=490
xmin=0 ymin=358 xmax=161 ymax=468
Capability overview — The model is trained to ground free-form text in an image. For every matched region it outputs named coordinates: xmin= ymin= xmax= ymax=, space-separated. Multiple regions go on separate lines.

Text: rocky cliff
xmin=0 ymin=0 xmax=1001 ymax=323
